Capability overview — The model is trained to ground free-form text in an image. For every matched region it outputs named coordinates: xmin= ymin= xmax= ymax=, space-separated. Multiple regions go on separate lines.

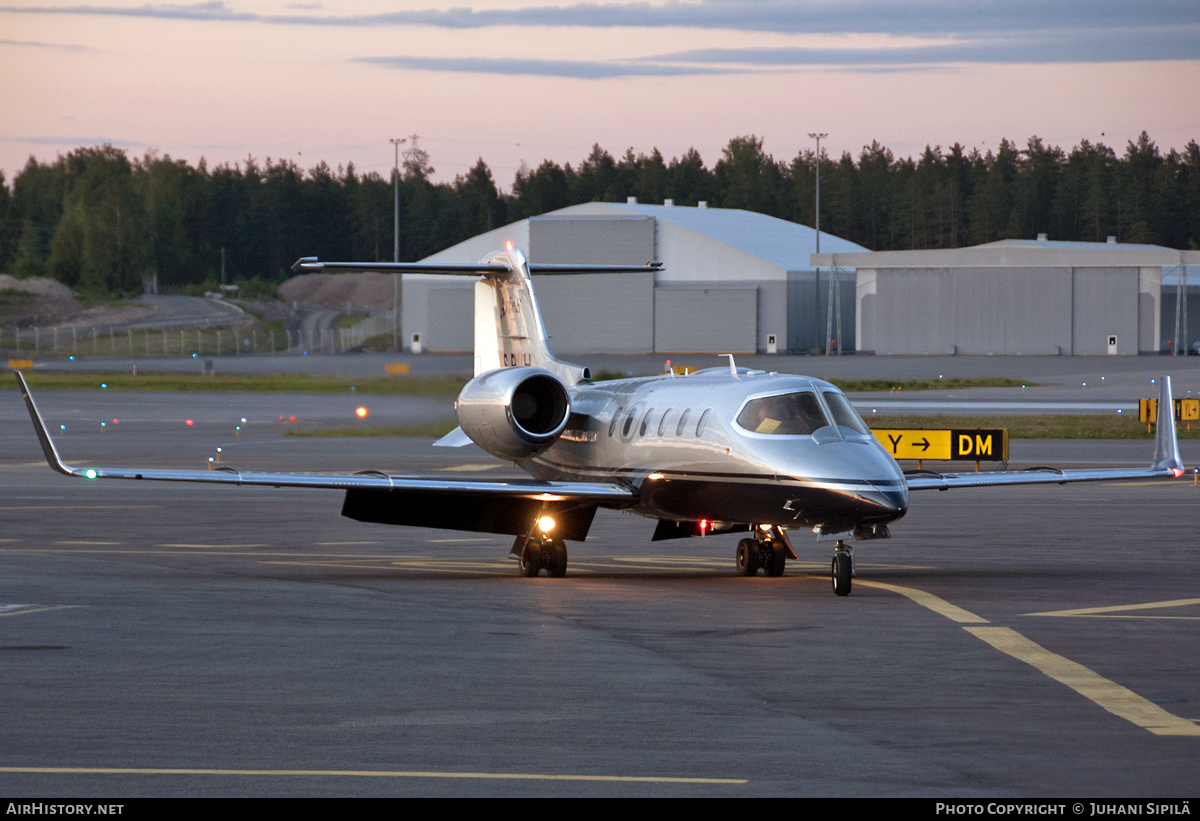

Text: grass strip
xmin=866 ymin=414 xmax=1197 ymax=439
xmin=833 ymin=377 xmax=1033 ymax=391
xmin=283 ymin=421 xmax=459 ymax=438
xmin=6 ymin=371 xmax=467 ymax=397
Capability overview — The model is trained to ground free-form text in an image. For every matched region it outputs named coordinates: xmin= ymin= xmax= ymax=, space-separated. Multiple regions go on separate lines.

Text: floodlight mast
xmin=389 ymin=137 xmax=406 ymax=350
xmin=809 ymin=133 xmax=829 ymax=354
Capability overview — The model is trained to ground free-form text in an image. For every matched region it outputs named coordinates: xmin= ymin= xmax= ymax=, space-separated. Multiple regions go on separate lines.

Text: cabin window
xmin=675 ymin=409 xmax=691 ymax=437
xmin=657 ymin=409 xmax=673 ymax=437
xmin=822 ymin=391 xmax=871 ymax=435
xmin=608 ymin=408 xmax=623 ymax=437
xmin=695 ymin=408 xmax=712 ymax=437
xmin=622 ymin=406 xmax=640 ymax=437
xmin=639 ymin=408 xmax=654 ymax=436
xmin=735 ymin=392 xmax=829 ymax=435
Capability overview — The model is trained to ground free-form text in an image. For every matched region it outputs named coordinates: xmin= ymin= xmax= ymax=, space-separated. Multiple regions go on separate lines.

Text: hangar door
xmin=535 ymin=272 xmax=654 ymax=354
xmin=527 ymin=215 xmax=658 ymax=354
xmin=655 ymin=286 xmax=757 ymax=353
xmin=425 ymin=287 xmax=474 ymax=352
xmin=1071 ymin=267 xmax=1138 ymax=354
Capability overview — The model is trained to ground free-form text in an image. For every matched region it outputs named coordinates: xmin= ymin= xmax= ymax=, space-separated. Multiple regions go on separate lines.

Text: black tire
xmin=765 ymin=542 xmax=787 ymax=577
xmin=548 ymin=539 xmax=568 ymax=578
xmin=832 ymin=552 xmax=852 ymax=596
xmin=519 ymin=541 xmax=541 ymax=577
xmin=736 ymin=538 xmax=759 ymax=576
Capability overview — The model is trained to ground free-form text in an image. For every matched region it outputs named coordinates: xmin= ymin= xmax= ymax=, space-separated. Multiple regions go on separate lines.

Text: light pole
xmin=808 ymin=132 xmax=828 ymax=353
xmin=390 ymin=137 xmax=406 ymax=350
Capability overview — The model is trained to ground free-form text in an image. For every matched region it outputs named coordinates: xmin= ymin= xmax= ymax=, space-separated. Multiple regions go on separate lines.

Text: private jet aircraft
xmin=16 ymin=245 xmax=1185 ymax=595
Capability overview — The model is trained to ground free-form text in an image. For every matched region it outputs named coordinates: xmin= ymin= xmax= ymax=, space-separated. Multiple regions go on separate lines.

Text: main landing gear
xmin=735 ymin=527 xmax=794 ymax=578
xmin=831 ymin=540 xmax=853 ymax=596
xmin=516 ymin=535 xmax=568 ymax=578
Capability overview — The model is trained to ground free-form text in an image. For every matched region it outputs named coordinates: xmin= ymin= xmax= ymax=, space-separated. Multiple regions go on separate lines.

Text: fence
xmin=1 ymin=312 xmax=398 ymax=357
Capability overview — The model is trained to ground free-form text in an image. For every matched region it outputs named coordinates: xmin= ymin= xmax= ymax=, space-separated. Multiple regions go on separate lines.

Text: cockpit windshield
xmin=736 ymin=392 xmax=830 ymax=435
xmin=821 ymin=390 xmax=872 ymax=435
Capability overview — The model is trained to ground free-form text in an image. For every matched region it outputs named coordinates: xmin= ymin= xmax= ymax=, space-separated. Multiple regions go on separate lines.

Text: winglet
xmin=13 ymin=372 xmax=78 ymax=477
xmin=1153 ymin=375 xmax=1184 ymax=473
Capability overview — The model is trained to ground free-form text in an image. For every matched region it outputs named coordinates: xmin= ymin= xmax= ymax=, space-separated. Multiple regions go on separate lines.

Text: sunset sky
xmin=2 ymin=0 xmax=1197 ymax=189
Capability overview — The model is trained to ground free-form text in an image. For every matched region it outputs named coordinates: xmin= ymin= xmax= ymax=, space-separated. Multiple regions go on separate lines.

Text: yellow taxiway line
xmin=858 ymin=580 xmax=1200 ymax=737
xmin=0 ymin=766 xmax=745 ymax=784
xmin=1024 ymin=598 xmax=1200 ymax=619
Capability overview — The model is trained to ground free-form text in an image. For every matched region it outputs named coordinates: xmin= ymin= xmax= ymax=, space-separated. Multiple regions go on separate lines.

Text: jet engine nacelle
xmin=456 ymin=367 xmax=571 ymax=460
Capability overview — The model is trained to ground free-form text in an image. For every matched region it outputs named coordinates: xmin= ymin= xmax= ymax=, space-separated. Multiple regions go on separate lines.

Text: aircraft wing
xmin=905 ymin=376 xmax=1184 ymax=491
xmin=14 ymin=371 xmax=635 ymax=505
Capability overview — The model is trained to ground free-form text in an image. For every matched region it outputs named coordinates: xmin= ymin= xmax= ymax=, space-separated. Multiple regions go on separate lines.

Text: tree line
xmin=0 ymin=133 xmax=1196 ymax=296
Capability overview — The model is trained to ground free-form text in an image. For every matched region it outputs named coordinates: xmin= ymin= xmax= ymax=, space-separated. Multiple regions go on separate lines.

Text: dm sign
xmin=871 ymin=428 xmax=1009 ymax=462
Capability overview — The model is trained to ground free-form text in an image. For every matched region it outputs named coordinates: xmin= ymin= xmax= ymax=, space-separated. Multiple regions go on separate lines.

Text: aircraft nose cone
xmin=867 ymin=481 xmax=908 ymax=516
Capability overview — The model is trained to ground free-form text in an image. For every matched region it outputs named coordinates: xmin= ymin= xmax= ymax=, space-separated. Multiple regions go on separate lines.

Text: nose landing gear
xmin=832 ymin=541 xmax=853 ymax=596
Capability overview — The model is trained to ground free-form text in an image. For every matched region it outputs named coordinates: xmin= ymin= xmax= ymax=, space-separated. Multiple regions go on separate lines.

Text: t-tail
xmin=470 ymin=245 xmax=585 ymax=385
xmin=293 ymin=244 xmax=661 ymax=387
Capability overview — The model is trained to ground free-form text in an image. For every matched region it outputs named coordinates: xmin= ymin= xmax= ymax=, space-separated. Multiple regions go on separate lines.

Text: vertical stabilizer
xmin=472 ymin=247 xmax=587 ymax=385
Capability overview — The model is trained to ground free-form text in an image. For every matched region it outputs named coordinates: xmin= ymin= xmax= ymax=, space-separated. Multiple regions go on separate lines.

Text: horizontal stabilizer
xmin=292 ymin=258 xmax=662 ymax=276
xmin=432 ymin=426 xmax=473 ymax=448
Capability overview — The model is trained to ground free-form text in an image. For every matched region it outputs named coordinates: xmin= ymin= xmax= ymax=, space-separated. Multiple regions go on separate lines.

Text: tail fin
xmin=471 ymin=247 xmax=586 ymax=384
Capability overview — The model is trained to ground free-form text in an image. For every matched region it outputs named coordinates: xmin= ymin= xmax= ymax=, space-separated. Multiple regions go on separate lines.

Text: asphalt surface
xmin=0 ymin=387 xmax=1197 ymax=797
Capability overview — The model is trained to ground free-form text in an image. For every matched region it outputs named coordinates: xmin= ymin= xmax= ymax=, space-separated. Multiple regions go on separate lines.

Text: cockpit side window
xmin=822 ymin=391 xmax=871 ymax=435
xmin=735 ymin=392 xmax=829 ymax=435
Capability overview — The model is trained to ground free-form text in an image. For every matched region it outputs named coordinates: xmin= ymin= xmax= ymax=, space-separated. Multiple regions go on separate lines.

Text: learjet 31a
xmin=16 ymin=245 xmax=1185 ymax=595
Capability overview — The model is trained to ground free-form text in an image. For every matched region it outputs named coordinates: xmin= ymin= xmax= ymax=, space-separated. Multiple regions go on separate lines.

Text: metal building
xmin=402 ymin=201 xmax=867 ymax=355
xmin=812 ymin=239 xmax=1200 ymax=356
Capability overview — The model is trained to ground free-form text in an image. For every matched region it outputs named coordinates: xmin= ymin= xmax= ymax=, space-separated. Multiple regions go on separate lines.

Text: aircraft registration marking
xmin=0 ymin=766 xmax=745 ymax=784
xmin=858 ymin=580 xmax=1200 ymax=736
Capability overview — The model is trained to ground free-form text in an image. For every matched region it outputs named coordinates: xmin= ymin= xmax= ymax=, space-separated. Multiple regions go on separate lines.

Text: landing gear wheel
xmin=519 ymin=540 xmax=542 ymax=577
xmin=547 ymin=539 xmax=568 ymax=578
xmin=736 ymin=538 xmax=759 ymax=576
xmin=832 ymin=551 xmax=852 ymax=596
xmin=765 ymin=542 xmax=787 ymax=577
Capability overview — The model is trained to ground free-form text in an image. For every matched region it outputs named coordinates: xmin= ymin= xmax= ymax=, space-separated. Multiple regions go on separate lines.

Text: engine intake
xmin=456 ymin=367 xmax=570 ymax=460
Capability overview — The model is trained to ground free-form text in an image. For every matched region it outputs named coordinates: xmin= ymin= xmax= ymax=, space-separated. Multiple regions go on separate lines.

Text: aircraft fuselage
xmin=522 ymin=369 xmax=909 ymax=536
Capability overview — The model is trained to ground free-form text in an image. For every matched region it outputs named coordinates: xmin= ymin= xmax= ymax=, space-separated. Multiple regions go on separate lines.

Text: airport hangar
xmin=812 ymin=238 xmax=1200 ymax=355
xmin=400 ymin=201 xmax=867 ymax=355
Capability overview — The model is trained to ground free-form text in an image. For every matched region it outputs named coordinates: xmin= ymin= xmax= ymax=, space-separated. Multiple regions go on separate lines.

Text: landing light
xmin=84 ymin=469 xmax=97 ymax=479
xmin=647 ymin=472 xmax=664 ymax=480
xmin=537 ymin=516 xmax=556 ymax=533
xmin=355 ymin=406 xmax=369 ymax=419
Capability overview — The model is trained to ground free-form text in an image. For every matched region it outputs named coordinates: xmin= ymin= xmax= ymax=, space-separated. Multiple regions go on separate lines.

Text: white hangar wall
xmin=402 ymin=201 xmax=867 ymax=355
